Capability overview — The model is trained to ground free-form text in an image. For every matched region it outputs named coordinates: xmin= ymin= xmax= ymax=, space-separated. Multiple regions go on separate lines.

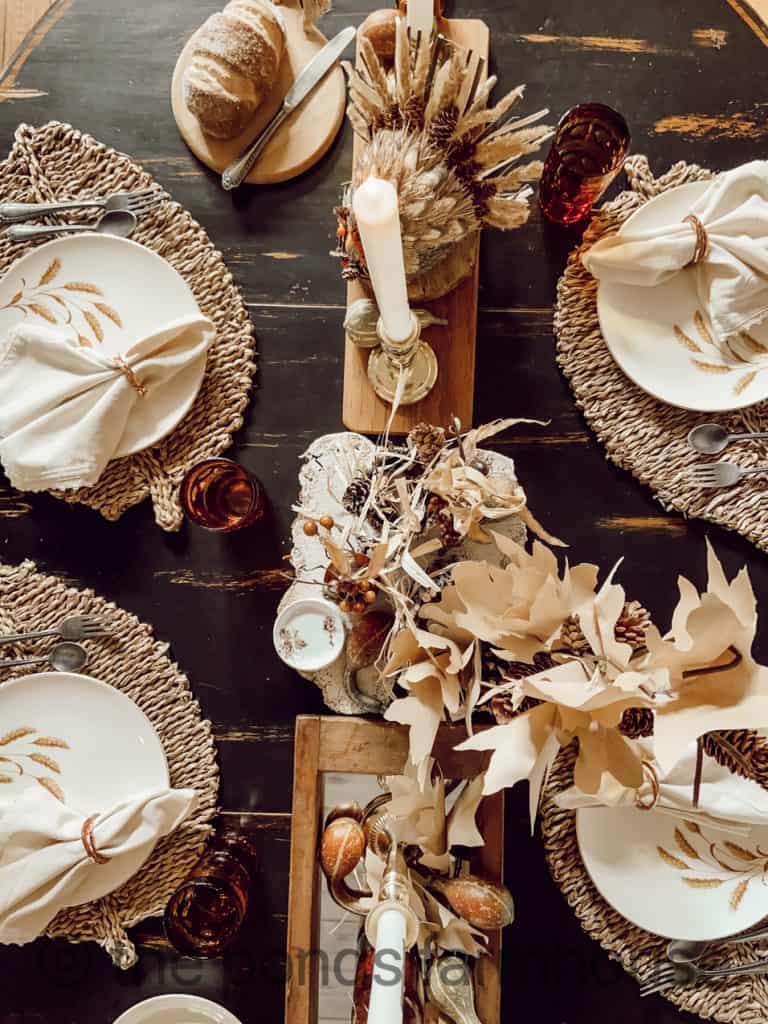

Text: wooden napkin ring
xmin=683 ymin=214 xmax=709 ymax=267
xmin=112 ymin=356 xmax=148 ymax=398
xmin=81 ymin=815 xmax=111 ymax=865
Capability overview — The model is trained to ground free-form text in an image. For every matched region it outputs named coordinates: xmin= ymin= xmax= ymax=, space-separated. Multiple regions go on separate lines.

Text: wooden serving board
xmin=285 ymin=717 xmax=504 ymax=1024
xmin=342 ymin=12 xmax=490 ymax=435
xmin=171 ymin=0 xmax=347 ymax=185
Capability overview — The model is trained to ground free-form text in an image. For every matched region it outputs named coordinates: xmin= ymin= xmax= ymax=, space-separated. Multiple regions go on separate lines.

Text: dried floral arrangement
xmin=290 ymin=419 xmax=768 ymax=841
xmin=332 ymin=16 xmax=553 ymax=287
xmin=320 ymin=764 xmax=513 ymax=965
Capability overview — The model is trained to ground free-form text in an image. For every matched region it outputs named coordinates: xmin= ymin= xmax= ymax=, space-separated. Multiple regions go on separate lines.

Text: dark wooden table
xmin=2 ymin=2 xmax=767 ymax=1022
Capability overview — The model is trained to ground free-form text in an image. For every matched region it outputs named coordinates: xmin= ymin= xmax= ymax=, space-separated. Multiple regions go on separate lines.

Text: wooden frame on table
xmin=285 ymin=716 xmax=504 ymax=1024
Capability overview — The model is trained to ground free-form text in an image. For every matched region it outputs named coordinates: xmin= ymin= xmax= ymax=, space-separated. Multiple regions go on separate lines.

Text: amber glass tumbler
xmin=180 ymin=458 xmax=265 ymax=531
xmin=164 ymin=833 xmax=258 ymax=957
xmin=539 ymin=103 xmax=630 ymax=225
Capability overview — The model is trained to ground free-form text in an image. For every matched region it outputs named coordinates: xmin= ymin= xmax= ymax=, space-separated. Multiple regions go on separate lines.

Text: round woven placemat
xmin=541 ymin=745 xmax=768 ymax=1022
xmin=0 ymin=560 xmax=219 ymax=968
xmin=555 ymin=154 xmax=768 ymax=554
xmin=0 ymin=121 xmax=256 ymax=531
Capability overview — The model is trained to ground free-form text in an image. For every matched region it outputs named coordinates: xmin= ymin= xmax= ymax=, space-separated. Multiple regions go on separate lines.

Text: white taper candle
xmin=406 ymin=0 xmax=434 ymax=36
xmin=368 ymin=907 xmax=407 ymax=1024
xmin=352 ymin=177 xmax=413 ymax=344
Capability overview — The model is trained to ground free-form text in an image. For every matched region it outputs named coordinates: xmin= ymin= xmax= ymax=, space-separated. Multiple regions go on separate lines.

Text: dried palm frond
xmin=334 ymin=24 xmax=553 ymax=284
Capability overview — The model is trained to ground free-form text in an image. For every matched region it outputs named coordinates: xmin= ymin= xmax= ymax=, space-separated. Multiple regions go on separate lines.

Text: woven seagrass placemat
xmin=555 ymin=154 xmax=768 ymax=554
xmin=541 ymin=745 xmax=768 ymax=1023
xmin=0 ymin=121 xmax=256 ymax=531
xmin=0 ymin=560 xmax=219 ymax=968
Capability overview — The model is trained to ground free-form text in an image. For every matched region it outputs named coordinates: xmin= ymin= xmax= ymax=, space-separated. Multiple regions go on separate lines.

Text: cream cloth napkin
xmin=0 ymin=314 xmax=215 ymax=491
xmin=556 ymin=740 xmax=768 ymax=837
xmin=582 ymin=160 xmax=768 ymax=340
xmin=0 ymin=785 xmax=196 ymax=945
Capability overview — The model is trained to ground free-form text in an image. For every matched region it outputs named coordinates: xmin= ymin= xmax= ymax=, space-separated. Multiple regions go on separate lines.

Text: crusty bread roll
xmin=184 ymin=0 xmax=287 ymax=140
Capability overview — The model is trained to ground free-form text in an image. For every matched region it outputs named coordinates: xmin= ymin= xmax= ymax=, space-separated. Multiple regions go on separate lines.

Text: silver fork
xmin=689 ymin=461 xmax=768 ymax=489
xmin=6 ymin=191 xmax=163 ymax=242
xmin=640 ymin=957 xmax=768 ymax=997
xmin=0 ymin=188 xmax=160 ymax=223
xmin=0 ymin=615 xmax=111 ymax=646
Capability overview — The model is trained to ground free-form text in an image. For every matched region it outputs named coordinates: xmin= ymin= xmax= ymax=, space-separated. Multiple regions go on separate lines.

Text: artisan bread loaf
xmin=184 ymin=0 xmax=287 ymax=140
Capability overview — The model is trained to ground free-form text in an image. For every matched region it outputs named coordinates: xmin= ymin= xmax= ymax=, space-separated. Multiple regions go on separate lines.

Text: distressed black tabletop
xmin=1 ymin=2 xmax=767 ymax=1023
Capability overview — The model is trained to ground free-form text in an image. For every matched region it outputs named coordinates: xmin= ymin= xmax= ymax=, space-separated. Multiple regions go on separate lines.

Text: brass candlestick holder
xmin=345 ymin=299 xmax=446 ymax=406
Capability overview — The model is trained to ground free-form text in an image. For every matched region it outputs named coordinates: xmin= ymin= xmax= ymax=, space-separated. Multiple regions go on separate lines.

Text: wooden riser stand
xmin=342 ymin=11 xmax=490 ymax=435
xmin=284 ymin=717 xmax=504 ymax=1024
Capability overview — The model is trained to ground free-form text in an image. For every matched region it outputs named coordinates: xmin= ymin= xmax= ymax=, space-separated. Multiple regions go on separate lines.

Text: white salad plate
xmin=113 ymin=995 xmax=242 ymax=1024
xmin=577 ymin=805 xmax=768 ymax=941
xmin=597 ymin=180 xmax=768 ymax=412
xmin=0 ymin=671 xmax=168 ymax=897
xmin=0 ymin=234 xmax=208 ymax=455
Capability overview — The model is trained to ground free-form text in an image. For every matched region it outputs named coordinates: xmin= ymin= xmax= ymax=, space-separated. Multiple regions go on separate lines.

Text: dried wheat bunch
xmin=335 ymin=19 xmax=553 ymax=281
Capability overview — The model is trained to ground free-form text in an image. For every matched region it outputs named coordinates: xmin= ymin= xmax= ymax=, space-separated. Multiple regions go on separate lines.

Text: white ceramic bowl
xmin=113 ymin=995 xmax=242 ymax=1024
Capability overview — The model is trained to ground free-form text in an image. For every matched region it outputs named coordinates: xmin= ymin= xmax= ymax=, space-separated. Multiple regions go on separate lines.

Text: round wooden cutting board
xmin=171 ymin=1 xmax=347 ymax=185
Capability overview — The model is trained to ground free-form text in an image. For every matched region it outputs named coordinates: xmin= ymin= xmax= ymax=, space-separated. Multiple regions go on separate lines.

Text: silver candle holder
xmin=345 ymin=299 xmax=446 ymax=406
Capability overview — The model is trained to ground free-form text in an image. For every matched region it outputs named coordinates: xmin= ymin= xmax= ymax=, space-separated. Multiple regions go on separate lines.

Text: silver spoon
xmin=688 ymin=422 xmax=768 ymax=455
xmin=668 ymin=921 xmax=768 ymax=963
xmin=0 ymin=641 xmax=89 ymax=673
xmin=6 ymin=208 xmax=137 ymax=243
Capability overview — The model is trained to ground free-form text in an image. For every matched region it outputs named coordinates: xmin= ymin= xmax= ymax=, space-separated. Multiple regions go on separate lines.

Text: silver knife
xmin=222 ymin=25 xmax=357 ymax=191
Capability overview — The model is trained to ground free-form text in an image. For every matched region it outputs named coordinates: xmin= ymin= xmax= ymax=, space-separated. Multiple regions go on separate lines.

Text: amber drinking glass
xmin=539 ymin=103 xmax=630 ymax=225
xmin=164 ymin=833 xmax=258 ymax=957
xmin=180 ymin=458 xmax=266 ymax=531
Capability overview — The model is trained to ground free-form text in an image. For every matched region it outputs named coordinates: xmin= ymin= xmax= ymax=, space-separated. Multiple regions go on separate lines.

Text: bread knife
xmin=222 ymin=25 xmax=357 ymax=190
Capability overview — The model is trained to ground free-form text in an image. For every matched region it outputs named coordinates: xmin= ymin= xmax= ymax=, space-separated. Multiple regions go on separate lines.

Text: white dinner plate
xmin=0 ymin=671 xmax=169 ymax=898
xmin=113 ymin=995 xmax=242 ymax=1024
xmin=0 ymin=234 xmax=209 ymax=455
xmin=597 ymin=180 xmax=768 ymax=412
xmin=577 ymin=805 xmax=768 ymax=940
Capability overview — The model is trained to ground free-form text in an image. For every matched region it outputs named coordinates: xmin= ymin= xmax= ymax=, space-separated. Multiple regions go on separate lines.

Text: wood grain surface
xmin=1 ymin=2 xmax=768 ymax=1024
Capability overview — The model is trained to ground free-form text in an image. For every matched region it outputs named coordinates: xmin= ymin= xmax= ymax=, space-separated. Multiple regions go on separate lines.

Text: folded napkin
xmin=583 ymin=160 xmax=768 ymax=340
xmin=0 ymin=785 xmax=196 ymax=945
xmin=556 ymin=740 xmax=768 ymax=837
xmin=0 ymin=314 xmax=215 ymax=491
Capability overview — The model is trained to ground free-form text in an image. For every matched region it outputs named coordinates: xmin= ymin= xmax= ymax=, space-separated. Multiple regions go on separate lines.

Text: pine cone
xmin=483 ymin=646 xmax=555 ymax=682
xmin=428 ymin=106 xmax=458 ymax=148
xmin=702 ymin=731 xmax=759 ymax=781
xmin=615 ymin=600 xmax=652 ymax=652
xmin=437 ymin=512 xmax=461 ymax=549
xmin=408 ymin=423 xmax=446 ymax=464
xmin=343 ymin=475 xmax=371 ymax=516
xmin=491 ymin=692 xmax=541 ymax=725
xmin=618 ymin=707 xmax=655 ymax=739
xmin=402 ymin=95 xmax=425 ymax=131
xmin=557 ymin=602 xmax=652 ymax=657
xmin=557 ymin=615 xmax=591 ymax=656
xmin=748 ymin=741 xmax=768 ymax=791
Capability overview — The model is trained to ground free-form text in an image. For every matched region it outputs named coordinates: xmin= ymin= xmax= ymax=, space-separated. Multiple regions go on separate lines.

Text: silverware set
xmin=1 ymin=188 xmax=163 ymax=242
xmin=687 ymin=422 xmax=768 ymax=490
xmin=0 ymin=615 xmax=111 ymax=675
xmin=640 ymin=925 xmax=768 ymax=997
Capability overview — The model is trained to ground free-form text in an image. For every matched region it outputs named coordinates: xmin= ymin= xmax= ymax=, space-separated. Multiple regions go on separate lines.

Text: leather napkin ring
xmin=635 ymin=761 xmax=661 ymax=811
xmin=81 ymin=815 xmax=111 ymax=865
xmin=112 ymin=356 xmax=148 ymax=398
xmin=683 ymin=214 xmax=709 ymax=267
